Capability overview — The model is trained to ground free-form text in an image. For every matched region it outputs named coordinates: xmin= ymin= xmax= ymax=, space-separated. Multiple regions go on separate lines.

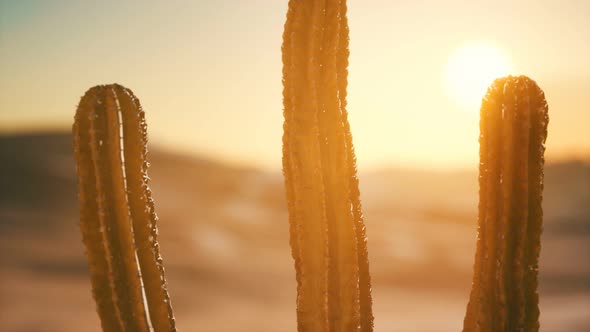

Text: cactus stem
xmin=73 ymin=84 xmax=176 ymax=332
xmin=463 ymin=76 xmax=548 ymax=332
xmin=282 ymin=1 xmax=373 ymax=331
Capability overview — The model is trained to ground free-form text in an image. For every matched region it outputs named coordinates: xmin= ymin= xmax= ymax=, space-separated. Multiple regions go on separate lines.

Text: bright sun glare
xmin=445 ymin=42 xmax=512 ymax=111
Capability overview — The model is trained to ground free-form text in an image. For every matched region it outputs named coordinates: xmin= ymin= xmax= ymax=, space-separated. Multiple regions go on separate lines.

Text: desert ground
xmin=1 ymin=133 xmax=588 ymax=331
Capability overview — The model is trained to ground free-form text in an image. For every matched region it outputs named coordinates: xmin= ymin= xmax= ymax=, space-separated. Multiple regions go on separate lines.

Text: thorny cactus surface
xmin=463 ymin=76 xmax=549 ymax=332
xmin=73 ymin=84 xmax=176 ymax=332
xmin=281 ymin=0 xmax=373 ymax=331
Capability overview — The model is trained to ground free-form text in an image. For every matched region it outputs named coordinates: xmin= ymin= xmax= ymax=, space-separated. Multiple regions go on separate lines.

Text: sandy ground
xmin=1 ymin=133 xmax=589 ymax=331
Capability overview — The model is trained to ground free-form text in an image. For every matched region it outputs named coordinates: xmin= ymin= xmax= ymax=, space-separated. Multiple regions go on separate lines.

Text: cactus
xmin=281 ymin=0 xmax=373 ymax=331
xmin=73 ymin=84 xmax=177 ymax=332
xmin=463 ymin=75 xmax=549 ymax=332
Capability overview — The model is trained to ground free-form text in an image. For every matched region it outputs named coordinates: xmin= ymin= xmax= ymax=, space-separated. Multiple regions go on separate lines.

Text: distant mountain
xmin=2 ymin=132 xmax=587 ymax=228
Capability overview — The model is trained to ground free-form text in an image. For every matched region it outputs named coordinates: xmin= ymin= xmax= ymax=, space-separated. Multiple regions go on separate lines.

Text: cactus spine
xmin=73 ymin=84 xmax=176 ymax=332
xmin=282 ymin=1 xmax=373 ymax=331
xmin=463 ymin=76 xmax=549 ymax=332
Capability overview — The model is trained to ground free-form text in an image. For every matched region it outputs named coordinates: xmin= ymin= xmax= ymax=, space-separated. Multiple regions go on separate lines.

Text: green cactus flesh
xmin=281 ymin=0 xmax=373 ymax=331
xmin=463 ymin=76 xmax=549 ymax=332
xmin=73 ymin=84 xmax=176 ymax=332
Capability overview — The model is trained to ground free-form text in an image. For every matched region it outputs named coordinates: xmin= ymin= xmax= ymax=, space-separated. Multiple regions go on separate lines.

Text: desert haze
xmin=0 ymin=132 xmax=588 ymax=332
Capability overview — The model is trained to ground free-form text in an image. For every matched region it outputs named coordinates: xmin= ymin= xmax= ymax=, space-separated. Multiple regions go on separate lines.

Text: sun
xmin=445 ymin=42 xmax=512 ymax=111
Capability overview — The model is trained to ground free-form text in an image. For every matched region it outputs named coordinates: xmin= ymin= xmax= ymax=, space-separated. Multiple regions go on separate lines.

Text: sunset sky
xmin=1 ymin=0 xmax=589 ymax=171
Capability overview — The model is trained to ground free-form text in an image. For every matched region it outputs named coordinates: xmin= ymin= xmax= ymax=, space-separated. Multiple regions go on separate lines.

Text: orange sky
xmin=1 ymin=0 xmax=589 ymax=171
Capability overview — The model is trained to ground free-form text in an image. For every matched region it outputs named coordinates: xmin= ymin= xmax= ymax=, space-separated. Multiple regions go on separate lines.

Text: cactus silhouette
xmin=463 ymin=75 xmax=549 ymax=332
xmin=73 ymin=84 xmax=176 ymax=332
xmin=281 ymin=0 xmax=373 ymax=331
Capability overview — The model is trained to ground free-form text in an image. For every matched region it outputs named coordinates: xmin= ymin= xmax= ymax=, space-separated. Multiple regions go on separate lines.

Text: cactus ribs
xmin=73 ymin=85 xmax=177 ymax=332
xmin=281 ymin=1 xmax=373 ymax=331
xmin=463 ymin=76 xmax=549 ymax=332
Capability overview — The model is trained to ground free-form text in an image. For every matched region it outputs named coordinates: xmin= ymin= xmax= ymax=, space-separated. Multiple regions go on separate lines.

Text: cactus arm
xmin=282 ymin=0 xmax=373 ymax=331
xmin=75 ymin=85 xmax=151 ymax=332
xmin=462 ymin=76 xmax=548 ymax=332
xmin=73 ymin=85 xmax=177 ymax=332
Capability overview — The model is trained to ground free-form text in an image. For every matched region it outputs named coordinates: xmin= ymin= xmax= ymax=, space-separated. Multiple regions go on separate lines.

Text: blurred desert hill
xmin=1 ymin=132 xmax=589 ymax=332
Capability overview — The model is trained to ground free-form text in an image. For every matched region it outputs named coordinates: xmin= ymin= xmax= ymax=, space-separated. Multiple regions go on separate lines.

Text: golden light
xmin=445 ymin=42 xmax=512 ymax=111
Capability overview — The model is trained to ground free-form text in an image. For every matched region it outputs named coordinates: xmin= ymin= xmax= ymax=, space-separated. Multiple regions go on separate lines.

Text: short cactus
xmin=73 ymin=84 xmax=176 ymax=332
xmin=281 ymin=0 xmax=373 ymax=331
xmin=463 ymin=76 xmax=549 ymax=332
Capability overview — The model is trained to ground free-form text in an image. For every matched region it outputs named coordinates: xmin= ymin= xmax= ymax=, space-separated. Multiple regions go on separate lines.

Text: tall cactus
xmin=281 ymin=0 xmax=373 ymax=331
xmin=463 ymin=75 xmax=549 ymax=332
xmin=73 ymin=84 xmax=177 ymax=332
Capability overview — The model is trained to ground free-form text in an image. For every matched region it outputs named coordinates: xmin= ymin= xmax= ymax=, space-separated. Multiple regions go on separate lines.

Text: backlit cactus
xmin=73 ymin=84 xmax=176 ymax=332
xmin=281 ymin=1 xmax=373 ymax=331
xmin=463 ymin=76 xmax=549 ymax=332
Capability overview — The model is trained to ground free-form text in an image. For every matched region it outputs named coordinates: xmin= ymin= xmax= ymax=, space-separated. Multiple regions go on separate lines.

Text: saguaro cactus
xmin=281 ymin=0 xmax=373 ymax=331
xmin=463 ymin=76 xmax=549 ymax=332
xmin=73 ymin=84 xmax=176 ymax=332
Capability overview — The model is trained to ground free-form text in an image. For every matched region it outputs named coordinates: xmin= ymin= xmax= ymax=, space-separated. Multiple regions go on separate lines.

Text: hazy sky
xmin=1 ymin=0 xmax=589 ymax=171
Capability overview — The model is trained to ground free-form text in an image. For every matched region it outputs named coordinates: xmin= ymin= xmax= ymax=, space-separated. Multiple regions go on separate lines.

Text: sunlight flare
xmin=445 ymin=42 xmax=512 ymax=111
